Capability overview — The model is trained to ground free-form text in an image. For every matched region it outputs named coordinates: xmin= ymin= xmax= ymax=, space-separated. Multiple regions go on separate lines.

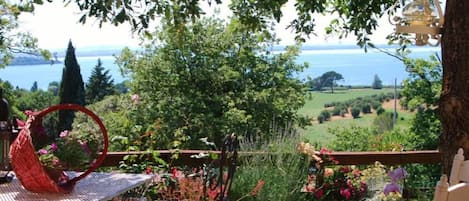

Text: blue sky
xmin=17 ymin=1 xmax=394 ymax=51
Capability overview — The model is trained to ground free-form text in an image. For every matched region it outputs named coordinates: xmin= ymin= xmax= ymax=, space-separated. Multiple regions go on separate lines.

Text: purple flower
xmin=59 ymin=130 xmax=69 ymax=138
xmin=388 ymin=168 xmax=407 ymax=183
xmin=38 ymin=149 xmax=48 ymax=155
xmin=383 ymin=183 xmax=401 ymax=195
xmin=50 ymin=143 xmax=58 ymax=152
xmin=79 ymin=140 xmax=91 ymax=155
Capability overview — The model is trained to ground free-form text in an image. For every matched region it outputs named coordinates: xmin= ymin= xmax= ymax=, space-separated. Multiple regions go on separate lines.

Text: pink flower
xmin=53 ymin=159 xmax=59 ymax=166
xmin=171 ymin=167 xmax=178 ymax=179
xmin=50 ymin=143 xmax=58 ymax=152
xmin=314 ymin=188 xmax=324 ymax=199
xmin=145 ymin=166 xmax=152 ymax=174
xmin=59 ymin=130 xmax=69 ymax=138
xmin=340 ymin=188 xmax=352 ymax=199
xmin=38 ymin=149 xmax=48 ymax=155
xmin=131 ymin=94 xmax=140 ymax=104
xmin=324 ymin=168 xmax=334 ymax=177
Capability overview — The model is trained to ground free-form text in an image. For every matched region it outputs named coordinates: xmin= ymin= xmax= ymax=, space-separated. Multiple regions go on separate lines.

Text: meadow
xmin=298 ymin=88 xmax=414 ymax=146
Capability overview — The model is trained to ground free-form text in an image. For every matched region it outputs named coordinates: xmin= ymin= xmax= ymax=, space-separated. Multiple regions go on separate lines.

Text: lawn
xmin=297 ymin=88 xmax=414 ymax=146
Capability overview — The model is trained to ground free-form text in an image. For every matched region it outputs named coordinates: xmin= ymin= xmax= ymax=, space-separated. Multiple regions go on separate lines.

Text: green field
xmin=299 ymin=88 xmax=396 ymax=117
xmin=297 ymin=88 xmax=413 ymax=146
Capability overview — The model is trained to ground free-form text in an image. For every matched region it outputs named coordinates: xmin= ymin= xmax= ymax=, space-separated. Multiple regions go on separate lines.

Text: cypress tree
xmin=85 ymin=58 xmax=114 ymax=104
xmin=58 ymin=40 xmax=85 ymax=132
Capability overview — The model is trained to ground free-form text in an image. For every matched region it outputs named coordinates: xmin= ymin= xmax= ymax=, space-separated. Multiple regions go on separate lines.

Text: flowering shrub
xmin=37 ymin=130 xmax=100 ymax=171
xmin=298 ymin=143 xmax=368 ymax=201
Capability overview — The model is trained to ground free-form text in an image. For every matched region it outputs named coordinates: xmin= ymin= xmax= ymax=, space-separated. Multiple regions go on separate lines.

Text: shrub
xmin=373 ymin=111 xmax=394 ymax=134
xmin=351 ymin=107 xmax=361 ymax=118
xmin=376 ymin=107 xmax=385 ymax=115
xmin=361 ymin=104 xmax=372 ymax=114
xmin=317 ymin=114 xmax=325 ymax=124
xmin=371 ymin=100 xmax=382 ymax=110
xmin=331 ymin=107 xmax=341 ymax=116
xmin=319 ymin=110 xmax=331 ymax=121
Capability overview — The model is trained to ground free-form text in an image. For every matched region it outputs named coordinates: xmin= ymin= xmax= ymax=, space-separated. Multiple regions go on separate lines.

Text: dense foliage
xmin=401 ymin=55 xmax=441 ymax=150
xmin=116 ymin=17 xmax=307 ymax=149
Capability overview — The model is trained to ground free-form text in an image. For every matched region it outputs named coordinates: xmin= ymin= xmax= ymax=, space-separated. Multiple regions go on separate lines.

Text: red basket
xmin=9 ymin=104 xmax=109 ymax=193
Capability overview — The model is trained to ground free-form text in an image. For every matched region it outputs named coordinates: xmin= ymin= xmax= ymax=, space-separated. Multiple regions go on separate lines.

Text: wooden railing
xmin=101 ymin=150 xmax=441 ymax=167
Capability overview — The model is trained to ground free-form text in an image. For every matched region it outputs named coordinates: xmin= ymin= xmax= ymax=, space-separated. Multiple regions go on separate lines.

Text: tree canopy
xmin=117 ymin=17 xmax=307 ymax=148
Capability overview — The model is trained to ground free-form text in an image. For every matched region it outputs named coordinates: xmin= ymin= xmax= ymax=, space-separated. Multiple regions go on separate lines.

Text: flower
xmin=382 ymin=167 xmax=408 ymax=197
xmin=38 ymin=149 xmax=48 ymax=155
xmin=299 ymin=145 xmax=367 ymax=201
xmin=131 ymin=94 xmax=140 ymax=104
xmin=37 ymin=129 xmax=100 ymax=171
xmin=59 ymin=130 xmax=69 ymax=138
xmin=340 ymin=188 xmax=352 ymax=199
xmin=388 ymin=168 xmax=407 ymax=183
xmin=324 ymin=168 xmax=334 ymax=177
xmin=383 ymin=182 xmax=401 ymax=195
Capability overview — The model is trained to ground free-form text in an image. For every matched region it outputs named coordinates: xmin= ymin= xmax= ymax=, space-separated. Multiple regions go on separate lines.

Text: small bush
xmin=376 ymin=107 xmax=385 ymax=115
xmin=361 ymin=104 xmax=372 ymax=114
xmin=317 ymin=114 xmax=325 ymax=124
xmin=371 ymin=100 xmax=381 ymax=110
xmin=319 ymin=110 xmax=331 ymax=121
xmin=373 ymin=111 xmax=394 ymax=133
xmin=351 ymin=107 xmax=361 ymax=118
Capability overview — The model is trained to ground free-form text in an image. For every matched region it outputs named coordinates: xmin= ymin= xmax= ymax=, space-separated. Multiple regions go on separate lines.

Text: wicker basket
xmin=9 ymin=104 xmax=109 ymax=193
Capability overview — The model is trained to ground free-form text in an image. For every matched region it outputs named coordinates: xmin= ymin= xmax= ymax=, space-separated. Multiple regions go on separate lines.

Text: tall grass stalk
xmin=230 ymin=122 xmax=310 ymax=201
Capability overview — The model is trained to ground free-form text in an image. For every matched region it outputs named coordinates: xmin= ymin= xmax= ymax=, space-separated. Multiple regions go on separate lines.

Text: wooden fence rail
xmin=101 ymin=150 xmax=441 ymax=167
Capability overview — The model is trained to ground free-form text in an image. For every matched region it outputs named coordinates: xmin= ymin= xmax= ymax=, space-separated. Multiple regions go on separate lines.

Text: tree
xmin=320 ymin=71 xmax=343 ymax=93
xmin=401 ymin=56 xmax=441 ymax=150
xmin=371 ymin=74 xmax=383 ymax=89
xmin=117 ymin=18 xmax=307 ymax=148
xmin=58 ymin=40 xmax=85 ymax=132
xmin=305 ymin=77 xmax=322 ymax=91
xmin=25 ymin=0 xmax=468 ymax=174
xmin=30 ymin=81 xmax=38 ymax=92
xmin=48 ymin=81 xmax=59 ymax=96
xmin=85 ymin=58 xmax=115 ymax=104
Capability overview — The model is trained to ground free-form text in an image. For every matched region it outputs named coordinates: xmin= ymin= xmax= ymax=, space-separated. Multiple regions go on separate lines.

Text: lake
xmin=0 ymin=47 xmax=440 ymax=90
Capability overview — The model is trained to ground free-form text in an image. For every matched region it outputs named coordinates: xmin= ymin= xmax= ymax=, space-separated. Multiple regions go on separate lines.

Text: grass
xmin=297 ymin=88 xmax=414 ymax=147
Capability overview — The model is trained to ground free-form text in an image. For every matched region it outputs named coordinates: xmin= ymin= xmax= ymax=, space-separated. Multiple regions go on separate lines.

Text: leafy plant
xmin=37 ymin=129 xmax=100 ymax=172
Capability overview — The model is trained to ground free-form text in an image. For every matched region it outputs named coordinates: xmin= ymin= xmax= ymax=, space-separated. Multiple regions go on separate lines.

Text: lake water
xmin=0 ymin=47 xmax=440 ymax=90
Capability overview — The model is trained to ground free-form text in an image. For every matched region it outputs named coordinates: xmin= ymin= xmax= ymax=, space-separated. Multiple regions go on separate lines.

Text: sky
xmin=17 ymin=1 xmax=395 ymax=51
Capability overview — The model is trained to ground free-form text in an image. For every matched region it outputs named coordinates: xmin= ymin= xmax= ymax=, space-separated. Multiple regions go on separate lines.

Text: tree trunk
xmin=439 ymin=0 xmax=469 ymax=174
